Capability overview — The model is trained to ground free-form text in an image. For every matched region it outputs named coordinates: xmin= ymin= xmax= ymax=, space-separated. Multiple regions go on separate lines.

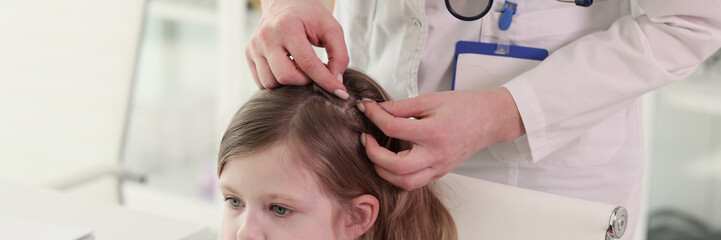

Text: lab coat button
xmin=413 ymin=18 xmax=422 ymax=28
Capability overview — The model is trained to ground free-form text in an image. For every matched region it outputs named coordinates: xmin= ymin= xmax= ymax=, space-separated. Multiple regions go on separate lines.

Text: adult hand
xmin=358 ymin=88 xmax=526 ymax=191
xmin=246 ymin=0 xmax=350 ymax=99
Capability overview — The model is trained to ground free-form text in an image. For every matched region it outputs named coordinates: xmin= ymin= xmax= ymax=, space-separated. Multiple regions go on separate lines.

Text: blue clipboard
xmin=451 ymin=41 xmax=549 ymax=90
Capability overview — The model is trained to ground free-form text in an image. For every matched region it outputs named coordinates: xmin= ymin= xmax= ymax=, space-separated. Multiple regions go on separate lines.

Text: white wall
xmin=0 ymin=0 xmax=144 ymax=190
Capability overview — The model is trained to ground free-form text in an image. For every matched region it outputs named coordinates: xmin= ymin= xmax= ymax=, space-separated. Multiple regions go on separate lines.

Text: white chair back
xmin=438 ymin=173 xmax=627 ymax=240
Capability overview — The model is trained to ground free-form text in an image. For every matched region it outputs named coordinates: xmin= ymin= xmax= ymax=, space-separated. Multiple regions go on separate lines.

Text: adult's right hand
xmin=246 ymin=0 xmax=350 ymax=99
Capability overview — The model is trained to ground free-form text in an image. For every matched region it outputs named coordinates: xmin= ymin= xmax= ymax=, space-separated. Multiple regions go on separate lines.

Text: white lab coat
xmin=334 ymin=0 xmax=721 ymax=239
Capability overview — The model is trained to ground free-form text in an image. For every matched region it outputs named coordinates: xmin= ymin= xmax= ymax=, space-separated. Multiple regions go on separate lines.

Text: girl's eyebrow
xmin=265 ymin=193 xmax=305 ymax=205
xmin=218 ymin=182 xmax=240 ymax=196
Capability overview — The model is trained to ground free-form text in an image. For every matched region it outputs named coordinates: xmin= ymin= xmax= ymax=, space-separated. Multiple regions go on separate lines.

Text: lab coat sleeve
xmin=502 ymin=0 xmax=721 ymax=162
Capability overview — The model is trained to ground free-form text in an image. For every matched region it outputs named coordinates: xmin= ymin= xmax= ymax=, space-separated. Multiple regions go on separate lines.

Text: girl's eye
xmin=225 ymin=197 xmax=244 ymax=208
xmin=271 ymin=205 xmax=293 ymax=216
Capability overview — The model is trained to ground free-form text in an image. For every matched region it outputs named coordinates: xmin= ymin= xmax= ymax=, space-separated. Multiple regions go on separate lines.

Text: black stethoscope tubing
xmin=444 ymin=0 xmax=494 ymax=21
xmin=445 ymin=0 xmax=593 ymax=22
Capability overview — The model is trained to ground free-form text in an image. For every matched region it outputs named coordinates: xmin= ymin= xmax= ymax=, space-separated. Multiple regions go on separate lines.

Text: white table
xmin=0 ymin=179 xmax=211 ymax=240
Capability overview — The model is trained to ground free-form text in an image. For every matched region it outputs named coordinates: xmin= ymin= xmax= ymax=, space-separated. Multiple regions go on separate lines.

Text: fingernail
xmin=360 ymin=133 xmax=367 ymax=147
xmin=337 ymin=74 xmax=343 ymax=83
xmin=356 ymin=100 xmax=366 ymax=112
xmin=362 ymin=98 xmax=376 ymax=104
xmin=333 ymin=89 xmax=349 ymax=100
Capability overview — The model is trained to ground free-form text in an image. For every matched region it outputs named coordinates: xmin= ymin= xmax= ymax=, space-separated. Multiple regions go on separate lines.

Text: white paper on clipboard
xmin=453 ymin=53 xmax=542 ymax=91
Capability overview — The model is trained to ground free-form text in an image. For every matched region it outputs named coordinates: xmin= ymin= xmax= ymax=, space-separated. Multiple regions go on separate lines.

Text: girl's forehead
xmin=219 ymin=143 xmax=330 ymax=201
xmin=225 ymin=143 xmax=310 ymax=178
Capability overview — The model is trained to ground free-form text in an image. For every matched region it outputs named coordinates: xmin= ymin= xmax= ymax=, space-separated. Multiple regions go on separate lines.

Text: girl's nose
xmin=236 ymin=211 xmax=265 ymax=240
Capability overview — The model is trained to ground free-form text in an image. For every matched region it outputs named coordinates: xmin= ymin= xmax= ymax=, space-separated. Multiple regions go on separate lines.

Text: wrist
xmin=259 ymin=0 xmax=276 ymax=12
xmin=488 ymin=87 xmax=525 ymax=143
xmin=260 ymin=0 xmax=320 ymax=12
xmin=259 ymin=0 xmax=291 ymax=12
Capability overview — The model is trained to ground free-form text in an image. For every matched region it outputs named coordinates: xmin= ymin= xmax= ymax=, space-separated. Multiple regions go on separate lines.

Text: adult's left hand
xmin=358 ymin=88 xmax=525 ymax=191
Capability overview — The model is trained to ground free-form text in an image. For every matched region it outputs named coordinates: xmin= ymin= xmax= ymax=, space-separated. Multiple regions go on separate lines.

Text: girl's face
xmin=218 ymin=144 xmax=344 ymax=240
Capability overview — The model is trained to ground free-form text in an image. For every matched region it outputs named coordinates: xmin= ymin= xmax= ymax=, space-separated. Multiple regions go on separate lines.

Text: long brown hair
xmin=218 ymin=69 xmax=457 ymax=240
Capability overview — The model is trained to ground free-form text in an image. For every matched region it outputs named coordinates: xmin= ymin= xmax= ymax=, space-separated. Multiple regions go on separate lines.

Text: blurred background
xmin=0 ymin=0 xmax=719 ymax=239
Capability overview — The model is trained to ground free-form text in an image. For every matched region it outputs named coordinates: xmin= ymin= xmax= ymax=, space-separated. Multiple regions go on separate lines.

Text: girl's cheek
xmin=221 ymin=215 xmax=239 ymax=240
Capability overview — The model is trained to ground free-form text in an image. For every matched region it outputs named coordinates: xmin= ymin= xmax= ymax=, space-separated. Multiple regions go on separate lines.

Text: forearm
xmin=504 ymin=0 xmax=721 ymax=161
xmin=260 ymin=0 xmax=329 ymax=11
xmin=485 ymin=87 xmax=526 ymax=144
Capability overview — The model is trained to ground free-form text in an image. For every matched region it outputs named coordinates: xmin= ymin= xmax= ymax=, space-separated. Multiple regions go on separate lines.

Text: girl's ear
xmin=341 ymin=194 xmax=379 ymax=239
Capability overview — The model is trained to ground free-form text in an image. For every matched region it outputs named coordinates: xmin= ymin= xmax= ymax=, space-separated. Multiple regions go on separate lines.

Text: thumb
xmin=378 ymin=96 xmax=434 ymax=118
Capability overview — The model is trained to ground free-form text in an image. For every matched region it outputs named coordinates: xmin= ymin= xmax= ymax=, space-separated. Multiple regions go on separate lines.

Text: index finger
xmin=362 ymin=133 xmax=434 ymax=176
xmin=378 ymin=96 xmax=435 ymax=119
xmin=283 ymin=29 xmax=347 ymax=98
xmin=374 ymin=165 xmax=437 ymax=191
xmin=361 ymin=100 xmax=427 ymax=142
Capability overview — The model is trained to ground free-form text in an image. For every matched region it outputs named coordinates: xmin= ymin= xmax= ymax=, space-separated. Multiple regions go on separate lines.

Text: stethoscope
xmin=445 ymin=0 xmax=593 ymax=21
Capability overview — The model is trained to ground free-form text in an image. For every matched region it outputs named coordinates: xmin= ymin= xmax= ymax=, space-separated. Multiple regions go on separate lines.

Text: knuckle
xmin=381 ymin=122 xmax=398 ymax=137
xmin=385 ymin=100 xmax=399 ymax=109
xmin=245 ymin=46 xmax=252 ymax=56
xmin=417 ymin=97 xmax=431 ymax=108
xmin=328 ymin=23 xmax=344 ymax=35
xmin=390 ymin=159 xmax=408 ymax=175
xmin=276 ymin=72 xmax=301 ymax=85
xmin=245 ymin=47 xmax=255 ymax=61
xmin=255 ymin=27 xmax=272 ymax=40
xmin=399 ymin=177 xmax=419 ymax=191
xmin=335 ymin=53 xmax=350 ymax=66
xmin=261 ymin=79 xmax=279 ymax=89
xmin=275 ymin=72 xmax=291 ymax=84
xmin=293 ymin=55 xmax=317 ymax=70
xmin=419 ymin=95 xmax=439 ymax=110
xmin=274 ymin=14 xmax=297 ymax=31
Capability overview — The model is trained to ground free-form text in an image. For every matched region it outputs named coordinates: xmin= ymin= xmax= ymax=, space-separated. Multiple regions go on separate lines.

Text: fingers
xmin=245 ymin=48 xmax=263 ymax=89
xmin=284 ymin=28 xmax=347 ymax=97
xmin=363 ymin=133 xmax=435 ymax=191
xmin=266 ymin=49 xmax=310 ymax=85
xmin=363 ymin=133 xmax=434 ymax=176
xmin=247 ymin=39 xmax=310 ymax=89
xmin=253 ymin=55 xmax=279 ymax=89
xmin=360 ymin=100 xmax=425 ymax=141
xmin=375 ymin=165 xmax=437 ymax=191
xmin=246 ymin=0 xmax=349 ymax=98
xmin=377 ymin=96 xmax=435 ymax=118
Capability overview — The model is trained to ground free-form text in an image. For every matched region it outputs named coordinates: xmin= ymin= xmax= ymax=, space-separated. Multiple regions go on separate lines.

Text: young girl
xmin=217 ymin=69 xmax=456 ymax=239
